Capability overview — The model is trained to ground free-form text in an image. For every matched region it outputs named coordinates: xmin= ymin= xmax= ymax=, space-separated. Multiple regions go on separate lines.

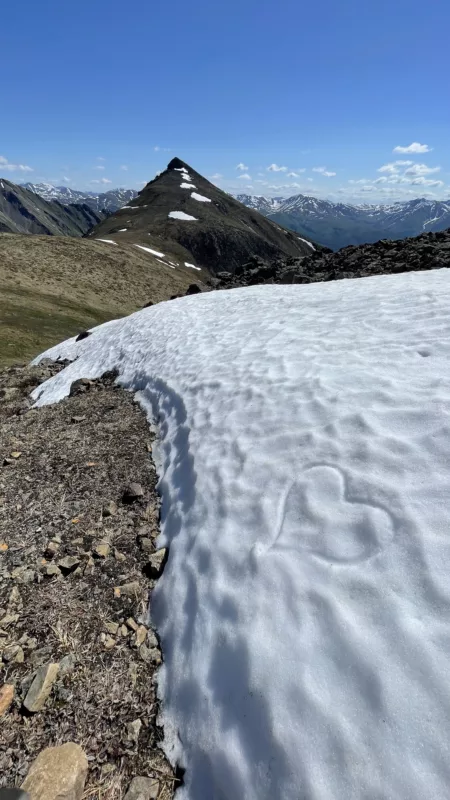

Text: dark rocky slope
xmin=212 ymin=228 xmax=450 ymax=289
xmin=0 ymin=179 xmax=104 ymax=236
xmin=87 ymin=158 xmax=324 ymax=273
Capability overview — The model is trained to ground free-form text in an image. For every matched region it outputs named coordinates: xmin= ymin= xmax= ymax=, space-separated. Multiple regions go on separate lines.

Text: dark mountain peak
xmin=167 ymin=157 xmax=191 ymax=171
xmin=87 ymin=160 xmax=321 ymax=274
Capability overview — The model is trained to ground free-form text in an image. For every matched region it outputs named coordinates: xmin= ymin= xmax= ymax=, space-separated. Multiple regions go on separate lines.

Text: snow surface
xmin=122 ymin=206 xmax=140 ymax=209
xmin=298 ymin=236 xmax=316 ymax=250
xmin=180 ymin=182 xmax=198 ymax=190
xmin=156 ymin=259 xmax=175 ymax=269
xmin=168 ymin=211 xmax=198 ymax=221
xmin=184 ymin=262 xmax=201 ymax=271
xmin=32 ymin=269 xmax=450 ymax=800
xmin=95 ymin=239 xmax=117 ymax=245
xmin=190 ymin=192 xmax=211 ymax=203
xmin=134 ymin=244 xmax=165 ymax=258
xmin=118 ymin=228 xmax=127 ymax=232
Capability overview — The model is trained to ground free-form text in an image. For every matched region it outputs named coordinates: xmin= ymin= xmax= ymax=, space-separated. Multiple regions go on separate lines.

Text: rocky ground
xmin=0 ymin=363 xmax=175 ymax=799
xmin=211 ymin=227 xmax=450 ymax=289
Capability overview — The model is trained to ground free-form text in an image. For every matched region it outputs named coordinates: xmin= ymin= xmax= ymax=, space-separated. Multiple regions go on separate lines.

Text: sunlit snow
xmin=33 ymin=269 xmax=450 ymax=800
xmin=96 ymin=239 xmax=117 ymax=245
xmin=184 ymin=262 xmax=201 ymax=271
xmin=134 ymin=244 xmax=165 ymax=257
xmin=191 ymin=192 xmax=211 ymax=203
xmin=298 ymin=236 xmax=316 ymax=250
xmin=180 ymin=183 xmax=198 ymax=190
xmin=168 ymin=211 xmax=198 ymax=221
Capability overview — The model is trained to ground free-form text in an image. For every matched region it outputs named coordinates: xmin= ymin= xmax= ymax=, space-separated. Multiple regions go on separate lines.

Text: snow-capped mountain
xmin=22 ymin=183 xmax=138 ymax=214
xmin=237 ymin=193 xmax=450 ymax=250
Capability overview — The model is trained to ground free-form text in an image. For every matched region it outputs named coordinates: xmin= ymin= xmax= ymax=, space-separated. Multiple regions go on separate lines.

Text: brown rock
xmin=24 ymin=662 xmax=59 ymax=712
xmin=93 ymin=541 xmax=110 ymax=559
xmin=0 ymin=612 xmax=19 ymax=628
xmin=146 ymin=548 xmax=167 ymax=578
xmin=21 ymin=742 xmax=88 ymax=800
xmin=126 ymin=617 xmax=138 ymax=631
xmin=126 ymin=718 xmax=142 ymax=743
xmin=124 ymin=776 xmax=160 ymax=800
xmin=135 ymin=625 xmax=148 ymax=647
xmin=114 ymin=581 xmax=140 ymax=598
xmin=3 ymin=644 xmax=24 ymax=663
xmin=104 ymin=621 xmax=119 ymax=636
xmin=0 ymin=683 xmax=15 ymax=716
xmin=104 ymin=635 xmax=116 ymax=649
xmin=114 ymin=549 xmax=126 ymax=562
xmin=43 ymin=564 xmax=61 ymax=578
xmin=138 ymin=537 xmax=153 ymax=554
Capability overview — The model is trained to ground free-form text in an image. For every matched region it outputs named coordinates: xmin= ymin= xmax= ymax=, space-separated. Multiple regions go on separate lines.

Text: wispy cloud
xmin=90 ymin=178 xmax=112 ymax=185
xmin=393 ymin=142 xmax=431 ymax=154
xmin=377 ymin=161 xmax=413 ymax=174
xmin=0 ymin=155 xmax=33 ymax=172
xmin=404 ymin=163 xmax=440 ymax=177
xmin=267 ymin=164 xmax=287 ymax=172
xmin=97 ymin=156 xmax=105 ymax=161
xmin=238 ymin=174 xmax=252 ymax=180
xmin=94 ymin=165 xmax=105 ymax=170
xmin=236 ymin=162 xmax=249 ymax=171
xmin=209 ymin=173 xmax=223 ymax=180
xmin=120 ymin=165 xmax=128 ymax=171
xmin=62 ymin=176 xmax=71 ymax=183
xmin=312 ymin=167 xmax=336 ymax=177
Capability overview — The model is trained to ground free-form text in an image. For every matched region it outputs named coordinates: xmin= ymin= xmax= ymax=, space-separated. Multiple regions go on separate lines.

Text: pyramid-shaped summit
xmin=87 ymin=158 xmax=319 ymax=274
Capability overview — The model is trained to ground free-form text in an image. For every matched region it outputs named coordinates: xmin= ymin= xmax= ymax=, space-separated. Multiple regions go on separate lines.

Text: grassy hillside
xmin=0 ymin=234 xmax=203 ymax=366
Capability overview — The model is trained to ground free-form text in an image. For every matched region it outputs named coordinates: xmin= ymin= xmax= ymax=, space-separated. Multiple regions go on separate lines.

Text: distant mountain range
xmin=0 ymin=179 xmax=104 ymax=236
xmin=236 ymin=194 xmax=450 ymax=250
xmin=22 ymin=183 xmax=138 ymax=214
xmin=86 ymin=157 xmax=321 ymax=273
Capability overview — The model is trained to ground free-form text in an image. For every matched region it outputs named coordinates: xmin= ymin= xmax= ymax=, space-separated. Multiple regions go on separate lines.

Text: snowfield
xmin=168 ymin=211 xmax=198 ymax=221
xmin=32 ymin=271 xmax=450 ymax=800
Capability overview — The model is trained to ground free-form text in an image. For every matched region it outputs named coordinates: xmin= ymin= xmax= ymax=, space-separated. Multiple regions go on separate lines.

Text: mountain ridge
xmin=0 ymin=179 xmax=104 ymax=236
xmin=22 ymin=182 xmax=138 ymax=214
xmin=237 ymin=192 xmax=450 ymax=250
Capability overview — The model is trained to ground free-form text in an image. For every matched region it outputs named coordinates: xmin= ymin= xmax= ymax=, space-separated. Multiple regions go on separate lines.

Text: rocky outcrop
xmin=213 ymin=228 xmax=450 ymax=289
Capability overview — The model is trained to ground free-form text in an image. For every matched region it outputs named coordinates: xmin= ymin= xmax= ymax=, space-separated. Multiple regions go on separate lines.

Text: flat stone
xmin=43 ymin=564 xmax=61 ymax=578
xmin=0 ymin=612 xmax=19 ymax=628
xmin=138 ymin=537 xmax=153 ymax=554
xmin=3 ymin=644 xmax=24 ymax=663
xmin=126 ymin=617 xmax=138 ymax=631
xmin=135 ymin=625 xmax=148 ymax=647
xmin=120 ymin=624 xmax=128 ymax=637
xmin=93 ymin=541 xmax=110 ymax=559
xmin=59 ymin=653 xmax=77 ymax=676
xmin=0 ymin=684 xmax=15 ymax=716
xmin=102 ymin=500 xmax=118 ymax=517
xmin=114 ymin=581 xmax=140 ymax=598
xmin=104 ymin=635 xmax=116 ymax=649
xmin=114 ymin=549 xmax=126 ymax=562
xmin=124 ymin=776 xmax=160 ymax=800
xmin=123 ymin=482 xmax=144 ymax=503
xmin=126 ymin=718 xmax=142 ymax=743
xmin=24 ymin=662 xmax=59 ymax=712
xmin=11 ymin=566 xmax=35 ymax=584
xmin=21 ymin=742 xmax=88 ymax=800
xmin=104 ymin=621 xmax=119 ymax=636
xmin=58 ymin=556 xmax=80 ymax=574
xmin=146 ymin=548 xmax=167 ymax=578
xmin=45 ymin=541 xmax=59 ymax=558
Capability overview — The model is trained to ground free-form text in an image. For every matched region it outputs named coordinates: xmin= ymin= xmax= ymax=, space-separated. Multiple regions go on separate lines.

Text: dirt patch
xmin=0 ymin=362 xmax=176 ymax=798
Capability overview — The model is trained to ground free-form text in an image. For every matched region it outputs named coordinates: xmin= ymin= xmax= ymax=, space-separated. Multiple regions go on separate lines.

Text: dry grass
xmin=0 ymin=234 xmax=200 ymax=366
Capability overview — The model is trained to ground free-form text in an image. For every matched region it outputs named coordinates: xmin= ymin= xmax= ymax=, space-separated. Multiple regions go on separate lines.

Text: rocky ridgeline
xmin=210 ymin=227 xmax=450 ymax=289
xmin=0 ymin=365 xmax=174 ymax=799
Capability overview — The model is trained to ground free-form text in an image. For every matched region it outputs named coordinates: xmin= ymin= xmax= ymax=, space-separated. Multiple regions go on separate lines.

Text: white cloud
xmin=209 ymin=173 xmax=223 ymax=180
xmin=0 ymin=155 xmax=33 ymax=172
xmin=312 ymin=167 xmax=336 ymax=177
xmin=393 ymin=142 xmax=431 ymax=154
xmin=267 ymin=164 xmax=287 ymax=172
xmin=90 ymin=178 xmax=112 ymax=185
xmin=377 ymin=160 xmax=413 ymax=174
xmin=287 ymin=172 xmax=298 ymax=177
xmin=236 ymin=163 xmax=249 ymax=171
xmin=410 ymin=177 xmax=443 ymax=187
xmin=238 ymin=174 xmax=252 ymax=180
xmin=154 ymin=146 xmax=160 ymax=152
xmin=307 ymin=178 xmax=313 ymax=182
xmin=62 ymin=176 xmax=71 ymax=183
xmin=95 ymin=165 xmax=105 ymax=170
xmin=120 ymin=165 xmax=128 ymax=171
xmin=97 ymin=156 xmax=105 ymax=161
xmin=404 ymin=163 xmax=440 ymax=177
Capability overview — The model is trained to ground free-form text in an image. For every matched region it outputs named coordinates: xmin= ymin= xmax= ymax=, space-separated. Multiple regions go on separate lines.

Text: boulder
xmin=21 ymin=742 xmax=88 ymax=800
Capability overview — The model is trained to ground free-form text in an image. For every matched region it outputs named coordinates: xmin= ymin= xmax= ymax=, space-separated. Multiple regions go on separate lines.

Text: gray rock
xmin=124 ymin=776 xmax=159 ymax=800
xmin=21 ymin=742 xmax=88 ymax=799
xmin=23 ymin=662 xmax=59 ymax=712
xmin=123 ymin=482 xmax=144 ymax=503
xmin=59 ymin=653 xmax=77 ymax=676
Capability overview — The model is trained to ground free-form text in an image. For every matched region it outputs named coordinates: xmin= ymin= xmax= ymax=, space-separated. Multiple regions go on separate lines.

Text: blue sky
xmin=2 ymin=0 xmax=449 ymax=203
